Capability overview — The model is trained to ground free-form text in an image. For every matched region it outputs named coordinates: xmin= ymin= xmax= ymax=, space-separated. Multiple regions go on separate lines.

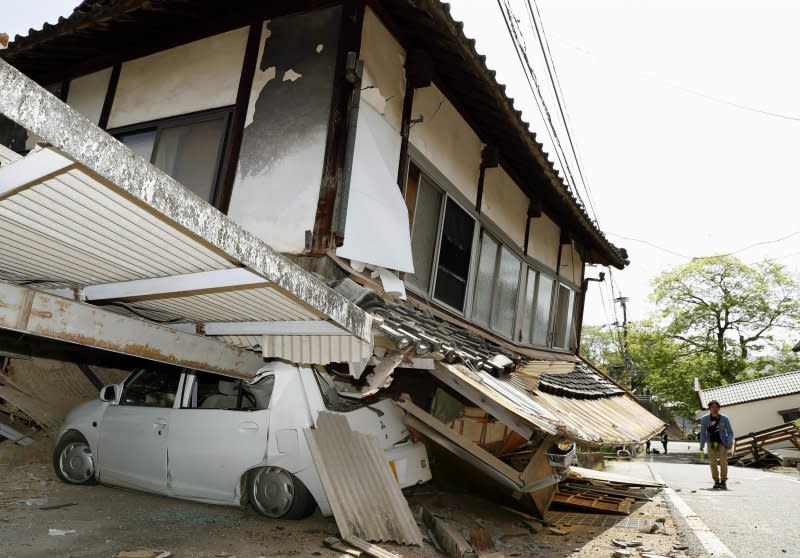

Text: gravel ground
xmin=1 ymin=442 xmax=700 ymax=558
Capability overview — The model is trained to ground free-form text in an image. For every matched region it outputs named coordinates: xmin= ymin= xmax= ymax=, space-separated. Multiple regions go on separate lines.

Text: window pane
xmin=121 ymin=130 xmax=156 ymax=162
xmin=521 ymin=268 xmax=537 ymax=342
xmin=121 ymin=368 xmax=180 ymax=408
xmin=472 ymin=233 xmax=498 ymax=325
xmin=489 ymin=246 xmax=520 ymax=337
xmin=433 ymin=198 xmax=475 ymax=310
xmin=154 ymin=117 xmax=227 ymax=202
xmin=407 ymin=176 xmax=442 ymax=291
xmin=532 ymin=275 xmax=554 ymax=346
xmin=553 ymin=285 xmax=575 ymax=349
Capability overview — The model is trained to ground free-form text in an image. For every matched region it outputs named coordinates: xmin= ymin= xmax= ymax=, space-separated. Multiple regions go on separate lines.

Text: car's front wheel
xmin=53 ymin=431 xmax=97 ymax=485
xmin=248 ymin=466 xmax=315 ymax=519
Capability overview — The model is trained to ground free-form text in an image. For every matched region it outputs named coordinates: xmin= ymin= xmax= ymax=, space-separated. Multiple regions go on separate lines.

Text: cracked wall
xmin=227 ymin=6 xmax=342 ymax=254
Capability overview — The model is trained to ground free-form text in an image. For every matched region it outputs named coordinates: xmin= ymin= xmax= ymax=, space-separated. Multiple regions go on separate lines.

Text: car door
xmin=97 ymin=367 xmax=182 ymax=494
xmin=167 ymin=372 xmax=272 ymax=503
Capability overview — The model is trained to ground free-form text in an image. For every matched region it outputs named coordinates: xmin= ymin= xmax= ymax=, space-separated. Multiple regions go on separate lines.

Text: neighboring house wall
xmin=721 ymin=394 xmax=800 ymax=442
xmin=227 ymin=6 xmax=342 ymax=254
xmin=108 ymin=28 xmax=248 ymax=128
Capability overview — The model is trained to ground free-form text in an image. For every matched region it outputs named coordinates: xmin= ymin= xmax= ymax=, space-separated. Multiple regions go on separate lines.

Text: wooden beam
xmin=97 ymin=62 xmax=120 ymax=130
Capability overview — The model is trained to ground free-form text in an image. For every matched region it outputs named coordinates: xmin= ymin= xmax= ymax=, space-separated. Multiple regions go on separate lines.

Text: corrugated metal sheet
xmin=435 ymin=363 xmax=663 ymax=447
xmin=304 ymin=412 xmax=423 ymax=546
xmin=0 ymin=61 xmax=373 ymax=365
xmin=263 ymin=335 xmax=372 ymax=366
xmin=698 ymin=371 xmax=800 ymax=407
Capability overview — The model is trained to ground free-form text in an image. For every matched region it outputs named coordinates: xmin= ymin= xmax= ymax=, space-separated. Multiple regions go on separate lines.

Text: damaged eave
xmin=0 ymin=59 xmax=372 ymax=348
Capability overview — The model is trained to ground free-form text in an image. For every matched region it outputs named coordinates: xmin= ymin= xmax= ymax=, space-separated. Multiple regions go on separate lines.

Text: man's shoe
xmin=712 ymin=481 xmax=721 ymax=489
xmin=720 ymin=480 xmax=727 ymax=490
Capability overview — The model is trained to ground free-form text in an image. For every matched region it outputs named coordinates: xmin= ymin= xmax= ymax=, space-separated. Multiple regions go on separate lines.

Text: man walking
xmin=699 ymin=400 xmax=734 ymax=489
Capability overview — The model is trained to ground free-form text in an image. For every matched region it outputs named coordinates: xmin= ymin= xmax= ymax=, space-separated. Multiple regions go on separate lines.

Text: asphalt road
xmin=643 ymin=455 xmax=800 ymax=558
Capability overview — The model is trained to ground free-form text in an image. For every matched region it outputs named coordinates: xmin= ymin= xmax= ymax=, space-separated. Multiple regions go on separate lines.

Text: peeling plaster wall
xmin=529 ymin=213 xmax=560 ymax=272
xmin=359 ymin=7 xmax=406 ymax=132
xmin=108 ymin=27 xmax=249 ymax=128
xmin=66 ymin=68 xmax=112 ymax=125
xmin=227 ymin=6 xmax=342 ymax=254
xmin=482 ymin=166 xmax=528 ymax=249
xmin=559 ymin=241 xmax=583 ymax=285
xmin=410 ymin=85 xmax=482 ymax=205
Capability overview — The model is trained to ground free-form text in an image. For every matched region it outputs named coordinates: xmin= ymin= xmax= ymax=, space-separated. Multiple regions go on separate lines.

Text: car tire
xmin=53 ymin=431 xmax=98 ymax=485
xmin=248 ymin=466 xmax=316 ymax=519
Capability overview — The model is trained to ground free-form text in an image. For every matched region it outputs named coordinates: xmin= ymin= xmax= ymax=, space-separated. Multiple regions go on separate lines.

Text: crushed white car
xmin=53 ymin=361 xmax=431 ymax=519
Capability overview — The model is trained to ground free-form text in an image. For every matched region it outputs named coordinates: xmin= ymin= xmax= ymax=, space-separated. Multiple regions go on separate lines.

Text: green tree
xmin=652 ymin=256 xmax=800 ymax=384
xmin=580 ymin=325 xmax=623 ymax=372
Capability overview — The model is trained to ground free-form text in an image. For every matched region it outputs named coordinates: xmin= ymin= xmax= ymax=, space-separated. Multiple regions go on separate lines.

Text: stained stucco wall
xmin=559 ymin=241 xmax=583 ymax=285
xmin=410 ymin=84 xmax=482 ymax=205
xmin=720 ymin=394 xmax=800 ymax=439
xmin=482 ymin=166 xmax=528 ymax=250
xmin=66 ymin=68 xmax=112 ymax=124
xmin=529 ymin=213 xmax=560 ymax=272
xmin=108 ymin=27 xmax=249 ymax=128
xmin=359 ymin=7 xmax=405 ymax=132
xmin=227 ymin=6 xmax=342 ymax=254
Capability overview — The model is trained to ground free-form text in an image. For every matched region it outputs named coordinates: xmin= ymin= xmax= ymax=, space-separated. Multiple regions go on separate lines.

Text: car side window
xmin=120 ymin=368 xmax=181 ymax=408
xmin=184 ymin=372 xmax=273 ymax=411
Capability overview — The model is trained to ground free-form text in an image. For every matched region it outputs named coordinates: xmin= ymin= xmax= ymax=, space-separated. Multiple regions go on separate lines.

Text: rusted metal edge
xmin=0 ymin=59 xmax=372 ymax=345
xmin=0 ymin=280 xmax=263 ymax=378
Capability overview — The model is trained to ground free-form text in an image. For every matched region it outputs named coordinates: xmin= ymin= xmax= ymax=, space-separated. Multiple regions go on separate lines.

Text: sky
xmin=6 ymin=0 xmax=800 ymax=330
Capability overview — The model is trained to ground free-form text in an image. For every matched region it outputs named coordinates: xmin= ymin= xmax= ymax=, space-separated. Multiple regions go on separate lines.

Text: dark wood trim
xmin=215 ymin=22 xmax=263 ymax=214
xmin=524 ymin=203 xmax=532 ymax=256
xmin=396 ymin=81 xmax=414 ymax=190
xmin=475 ymin=145 xmax=498 ymax=214
xmin=312 ymin=0 xmax=365 ymax=254
xmin=59 ymin=79 xmax=70 ymax=102
xmin=476 ymin=164 xmax=487 ymax=214
xmin=97 ymin=63 xmax=121 ymax=130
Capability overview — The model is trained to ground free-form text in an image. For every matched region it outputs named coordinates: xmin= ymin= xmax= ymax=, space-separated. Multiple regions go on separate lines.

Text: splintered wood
xmin=552 ymin=486 xmax=636 ymax=515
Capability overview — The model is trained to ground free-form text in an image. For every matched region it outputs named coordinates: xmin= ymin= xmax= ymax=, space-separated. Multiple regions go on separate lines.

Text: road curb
xmin=646 ymin=464 xmax=737 ymax=558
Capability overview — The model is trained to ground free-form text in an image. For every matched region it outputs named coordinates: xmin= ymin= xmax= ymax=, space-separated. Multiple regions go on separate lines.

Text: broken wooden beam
xmin=420 ymin=507 xmax=474 ymax=558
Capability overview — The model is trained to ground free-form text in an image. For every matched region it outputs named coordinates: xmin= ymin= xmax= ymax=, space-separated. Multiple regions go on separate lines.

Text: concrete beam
xmin=166 ymin=320 xmax=346 ymax=336
xmin=0 ymin=281 xmax=263 ymax=379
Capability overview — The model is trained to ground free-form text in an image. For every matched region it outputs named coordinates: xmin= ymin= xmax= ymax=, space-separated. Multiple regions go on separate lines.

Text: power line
xmin=524 ymin=0 xmax=601 ymax=225
xmin=495 ymin=0 xmax=583 ymax=202
xmin=606 ymin=231 xmax=800 ymax=260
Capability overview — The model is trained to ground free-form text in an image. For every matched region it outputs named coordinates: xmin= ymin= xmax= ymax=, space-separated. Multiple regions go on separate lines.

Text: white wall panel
xmin=483 ymin=166 xmax=528 ymax=250
xmin=359 ymin=8 xmax=406 ymax=132
xmin=66 ymin=68 xmax=112 ymax=124
xmin=109 ymin=27 xmax=249 ymax=128
xmin=529 ymin=213 xmax=560 ymax=271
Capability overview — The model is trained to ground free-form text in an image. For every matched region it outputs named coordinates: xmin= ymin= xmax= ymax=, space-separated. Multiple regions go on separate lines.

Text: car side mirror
xmin=99 ymin=384 xmax=118 ymax=403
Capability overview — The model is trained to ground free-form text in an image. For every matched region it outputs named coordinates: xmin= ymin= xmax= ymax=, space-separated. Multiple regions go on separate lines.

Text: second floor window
xmin=407 ymin=169 xmax=476 ymax=312
xmin=473 ymin=232 xmax=521 ymax=338
xmin=113 ymin=109 xmax=232 ymax=204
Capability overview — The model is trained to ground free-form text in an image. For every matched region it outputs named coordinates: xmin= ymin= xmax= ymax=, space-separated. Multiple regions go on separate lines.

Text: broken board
xmin=552 ymin=486 xmax=635 ymax=515
xmin=567 ymin=466 xmax=664 ymax=488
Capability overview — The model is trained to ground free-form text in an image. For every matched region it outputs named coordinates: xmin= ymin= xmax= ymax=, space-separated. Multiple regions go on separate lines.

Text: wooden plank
xmin=420 ymin=507 xmax=473 ymax=558
xmin=552 ymin=487 xmax=634 ymax=515
xmin=343 ymin=536 xmax=403 ymax=558
xmin=567 ymin=466 xmax=664 ymax=488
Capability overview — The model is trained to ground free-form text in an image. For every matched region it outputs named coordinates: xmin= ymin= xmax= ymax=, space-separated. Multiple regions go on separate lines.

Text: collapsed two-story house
xmin=0 ymin=0 xmax=663 ymax=518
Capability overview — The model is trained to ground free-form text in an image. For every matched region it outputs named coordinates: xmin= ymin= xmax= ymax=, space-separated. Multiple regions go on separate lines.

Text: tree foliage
xmin=581 ymin=256 xmax=800 ymax=418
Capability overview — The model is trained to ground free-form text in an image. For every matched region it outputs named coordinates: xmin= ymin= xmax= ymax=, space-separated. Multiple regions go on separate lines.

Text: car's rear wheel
xmin=248 ymin=466 xmax=315 ymax=519
xmin=53 ymin=431 xmax=97 ymax=485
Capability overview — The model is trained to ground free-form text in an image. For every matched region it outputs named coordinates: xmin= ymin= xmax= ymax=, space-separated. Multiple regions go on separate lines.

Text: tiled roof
xmin=697 ymin=371 xmax=800 ymax=408
xmin=538 ymin=365 xmax=624 ymax=399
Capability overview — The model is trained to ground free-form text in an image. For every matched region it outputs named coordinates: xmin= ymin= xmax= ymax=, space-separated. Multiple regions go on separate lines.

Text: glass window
xmin=433 ymin=198 xmax=475 ymax=311
xmin=521 ymin=268 xmax=538 ymax=342
xmin=408 ymin=176 xmax=443 ymax=291
xmin=184 ymin=371 xmax=273 ymax=411
xmin=489 ymin=246 xmax=521 ymax=337
xmin=114 ymin=110 xmax=231 ymax=204
xmin=553 ymin=284 xmax=576 ymax=349
xmin=532 ymin=274 xmax=554 ymax=346
xmin=154 ymin=117 xmax=227 ymax=203
xmin=120 ymin=368 xmax=181 ymax=408
xmin=472 ymin=233 xmax=498 ymax=325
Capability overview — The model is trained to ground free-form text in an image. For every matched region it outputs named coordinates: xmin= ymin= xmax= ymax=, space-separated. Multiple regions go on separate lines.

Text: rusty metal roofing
xmin=304 ymin=412 xmax=423 ymax=546
xmin=0 ymin=59 xmax=372 ymax=363
xmin=697 ymin=371 xmax=800 ymax=408
xmin=434 ymin=362 xmax=663 ymax=447
xmin=3 ymin=0 xmax=627 ymax=269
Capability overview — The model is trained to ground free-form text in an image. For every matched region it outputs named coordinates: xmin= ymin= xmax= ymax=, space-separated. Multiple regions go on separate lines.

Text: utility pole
xmin=614 ymin=295 xmax=634 ymax=390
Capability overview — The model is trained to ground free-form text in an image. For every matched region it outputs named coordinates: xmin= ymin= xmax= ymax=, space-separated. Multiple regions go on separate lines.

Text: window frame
xmin=108 ymin=106 xmax=234 ymax=208
xmin=406 ymin=146 xmax=582 ymax=351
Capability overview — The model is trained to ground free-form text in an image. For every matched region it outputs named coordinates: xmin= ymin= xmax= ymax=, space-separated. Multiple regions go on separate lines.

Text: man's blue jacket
xmin=699 ymin=413 xmax=734 ymax=449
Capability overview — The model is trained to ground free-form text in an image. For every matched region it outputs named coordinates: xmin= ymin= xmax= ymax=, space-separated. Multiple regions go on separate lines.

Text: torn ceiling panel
xmin=0 ymin=59 xmax=372 ymax=364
